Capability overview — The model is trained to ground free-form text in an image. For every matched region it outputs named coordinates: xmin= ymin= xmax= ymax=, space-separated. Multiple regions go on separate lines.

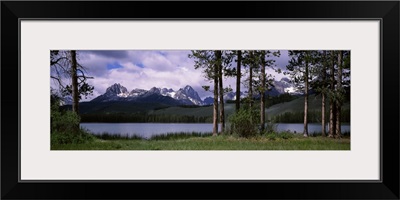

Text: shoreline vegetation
xmin=51 ymin=130 xmax=350 ymax=150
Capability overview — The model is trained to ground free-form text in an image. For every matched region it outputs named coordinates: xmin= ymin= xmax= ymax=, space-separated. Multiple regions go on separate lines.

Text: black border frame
xmin=2 ymin=1 xmax=399 ymax=199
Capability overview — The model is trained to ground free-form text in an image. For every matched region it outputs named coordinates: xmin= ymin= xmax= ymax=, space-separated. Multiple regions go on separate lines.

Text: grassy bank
xmin=51 ymin=133 xmax=350 ymax=150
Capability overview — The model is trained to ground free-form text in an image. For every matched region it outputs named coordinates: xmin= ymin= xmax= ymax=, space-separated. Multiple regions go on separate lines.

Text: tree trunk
xmin=70 ymin=50 xmax=79 ymax=115
xmin=260 ymin=51 xmax=266 ymax=132
xmin=329 ymin=51 xmax=336 ymax=137
xmin=249 ymin=51 xmax=253 ymax=108
xmin=212 ymin=53 xmax=219 ymax=136
xmin=322 ymin=92 xmax=326 ymax=136
xmin=303 ymin=58 xmax=309 ymax=137
xmin=336 ymin=51 xmax=343 ymax=138
xmin=236 ymin=50 xmax=242 ymax=112
xmin=216 ymin=51 xmax=225 ymax=134
xmin=321 ymin=51 xmax=327 ymax=137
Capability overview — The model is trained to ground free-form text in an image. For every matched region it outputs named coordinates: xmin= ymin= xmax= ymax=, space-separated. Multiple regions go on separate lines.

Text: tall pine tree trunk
xmin=236 ymin=50 xmax=242 ymax=112
xmin=70 ymin=50 xmax=79 ymax=115
xmin=260 ymin=51 xmax=266 ymax=132
xmin=321 ymin=51 xmax=327 ymax=137
xmin=213 ymin=55 xmax=219 ymax=136
xmin=249 ymin=51 xmax=254 ymax=108
xmin=303 ymin=59 xmax=309 ymax=137
xmin=335 ymin=51 xmax=343 ymax=138
xmin=329 ymin=51 xmax=336 ymax=137
xmin=216 ymin=51 xmax=225 ymax=134
xmin=322 ymin=93 xmax=326 ymax=136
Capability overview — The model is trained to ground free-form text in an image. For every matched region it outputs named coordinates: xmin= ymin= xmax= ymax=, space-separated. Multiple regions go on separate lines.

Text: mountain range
xmin=63 ymin=78 xmax=297 ymax=106
xmin=91 ymin=84 xmax=206 ymax=106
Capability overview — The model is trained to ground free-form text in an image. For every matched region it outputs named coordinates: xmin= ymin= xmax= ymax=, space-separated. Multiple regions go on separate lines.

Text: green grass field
xmin=51 ymin=134 xmax=350 ymax=150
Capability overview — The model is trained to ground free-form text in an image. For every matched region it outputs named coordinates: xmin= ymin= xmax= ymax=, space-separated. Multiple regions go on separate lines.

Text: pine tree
xmin=286 ymin=51 xmax=316 ymax=137
xmin=236 ymin=50 xmax=242 ymax=112
xmin=189 ymin=50 xmax=219 ymax=136
xmin=328 ymin=51 xmax=337 ymax=138
xmin=257 ymin=50 xmax=280 ymax=132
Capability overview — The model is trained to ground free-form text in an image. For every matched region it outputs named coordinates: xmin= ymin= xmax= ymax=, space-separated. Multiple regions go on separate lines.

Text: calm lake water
xmin=80 ymin=123 xmax=350 ymax=139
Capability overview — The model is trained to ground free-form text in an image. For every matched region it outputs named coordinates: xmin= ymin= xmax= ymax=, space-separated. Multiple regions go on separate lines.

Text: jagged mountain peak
xmin=148 ymin=87 xmax=161 ymax=93
xmin=183 ymin=85 xmax=193 ymax=90
xmin=105 ymin=83 xmax=128 ymax=95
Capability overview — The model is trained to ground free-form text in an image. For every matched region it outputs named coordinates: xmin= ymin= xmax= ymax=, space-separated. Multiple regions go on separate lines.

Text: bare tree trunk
xmin=260 ymin=51 xmax=266 ymax=132
xmin=213 ymin=54 xmax=219 ymax=136
xmin=70 ymin=50 xmax=79 ymax=115
xmin=336 ymin=51 xmax=343 ymax=138
xmin=336 ymin=102 xmax=341 ymax=138
xmin=303 ymin=59 xmax=309 ymax=137
xmin=236 ymin=50 xmax=242 ymax=112
xmin=249 ymin=51 xmax=253 ymax=108
xmin=321 ymin=51 xmax=327 ymax=137
xmin=322 ymin=93 xmax=326 ymax=136
xmin=329 ymin=51 xmax=336 ymax=137
xmin=216 ymin=51 xmax=225 ymax=134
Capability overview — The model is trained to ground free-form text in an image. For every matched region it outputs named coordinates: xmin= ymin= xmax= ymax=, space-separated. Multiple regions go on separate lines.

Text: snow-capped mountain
xmin=174 ymin=85 xmax=203 ymax=106
xmin=89 ymin=78 xmax=297 ymax=106
xmin=91 ymin=84 xmax=205 ymax=105
xmin=273 ymin=77 xmax=298 ymax=94
xmin=223 ymin=91 xmax=246 ymax=101
xmin=107 ymin=83 xmax=129 ymax=96
xmin=91 ymin=83 xmax=130 ymax=102
xmin=129 ymin=88 xmax=147 ymax=97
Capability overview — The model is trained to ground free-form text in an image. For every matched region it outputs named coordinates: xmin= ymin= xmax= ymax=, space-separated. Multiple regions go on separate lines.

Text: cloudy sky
xmin=57 ymin=50 xmax=290 ymax=101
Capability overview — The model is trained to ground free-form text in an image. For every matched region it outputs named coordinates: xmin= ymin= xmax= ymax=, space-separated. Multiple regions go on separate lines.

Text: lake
xmin=80 ymin=123 xmax=350 ymax=139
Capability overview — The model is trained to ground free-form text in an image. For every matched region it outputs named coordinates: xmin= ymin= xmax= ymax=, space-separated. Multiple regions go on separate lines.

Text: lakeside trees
xmin=286 ymin=50 xmax=350 ymax=138
xmin=189 ymin=51 xmax=220 ymax=135
xmin=190 ymin=49 xmax=351 ymax=138
xmin=189 ymin=50 xmax=281 ymax=136
xmin=258 ymin=50 xmax=280 ymax=132
xmin=286 ymin=51 xmax=316 ymax=137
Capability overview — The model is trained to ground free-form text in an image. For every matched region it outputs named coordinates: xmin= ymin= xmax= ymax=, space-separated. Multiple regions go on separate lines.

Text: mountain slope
xmin=266 ymin=94 xmax=350 ymax=119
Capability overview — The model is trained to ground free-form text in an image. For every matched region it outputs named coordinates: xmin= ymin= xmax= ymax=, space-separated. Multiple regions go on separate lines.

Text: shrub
xmin=51 ymin=129 xmax=95 ymax=145
xmin=51 ymin=110 xmax=81 ymax=133
xmin=265 ymin=131 xmax=294 ymax=141
xmin=279 ymin=132 xmax=294 ymax=139
xmin=229 ymin=107 xmax=259 ymax=138
xmin=50 ymin=93 xmax=94 ymax=145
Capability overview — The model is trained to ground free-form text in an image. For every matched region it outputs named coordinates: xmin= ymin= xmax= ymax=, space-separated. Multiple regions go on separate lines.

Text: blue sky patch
xmin=136 ymin=63 xmax=144 ymax=68
xmin=107 ymin=62 xmax=124 ymax=70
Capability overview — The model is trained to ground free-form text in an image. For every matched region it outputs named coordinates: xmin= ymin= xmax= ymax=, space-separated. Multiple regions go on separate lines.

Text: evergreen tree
xmin=286 ymin=51 xmax=316 ymax=137
xmin=189 ymin=50 xmax=219 ymax=135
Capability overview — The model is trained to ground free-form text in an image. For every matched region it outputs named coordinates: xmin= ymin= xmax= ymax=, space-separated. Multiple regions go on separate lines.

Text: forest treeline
xmin=80 ymin=113 xmax=211 ymax=123
xmin=273 ymin=109 xmax=350 ymax=123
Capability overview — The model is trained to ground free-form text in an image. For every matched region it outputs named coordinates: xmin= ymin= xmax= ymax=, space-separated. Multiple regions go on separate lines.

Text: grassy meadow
xmin=51 ymin=132 xmax=350 ymax=150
